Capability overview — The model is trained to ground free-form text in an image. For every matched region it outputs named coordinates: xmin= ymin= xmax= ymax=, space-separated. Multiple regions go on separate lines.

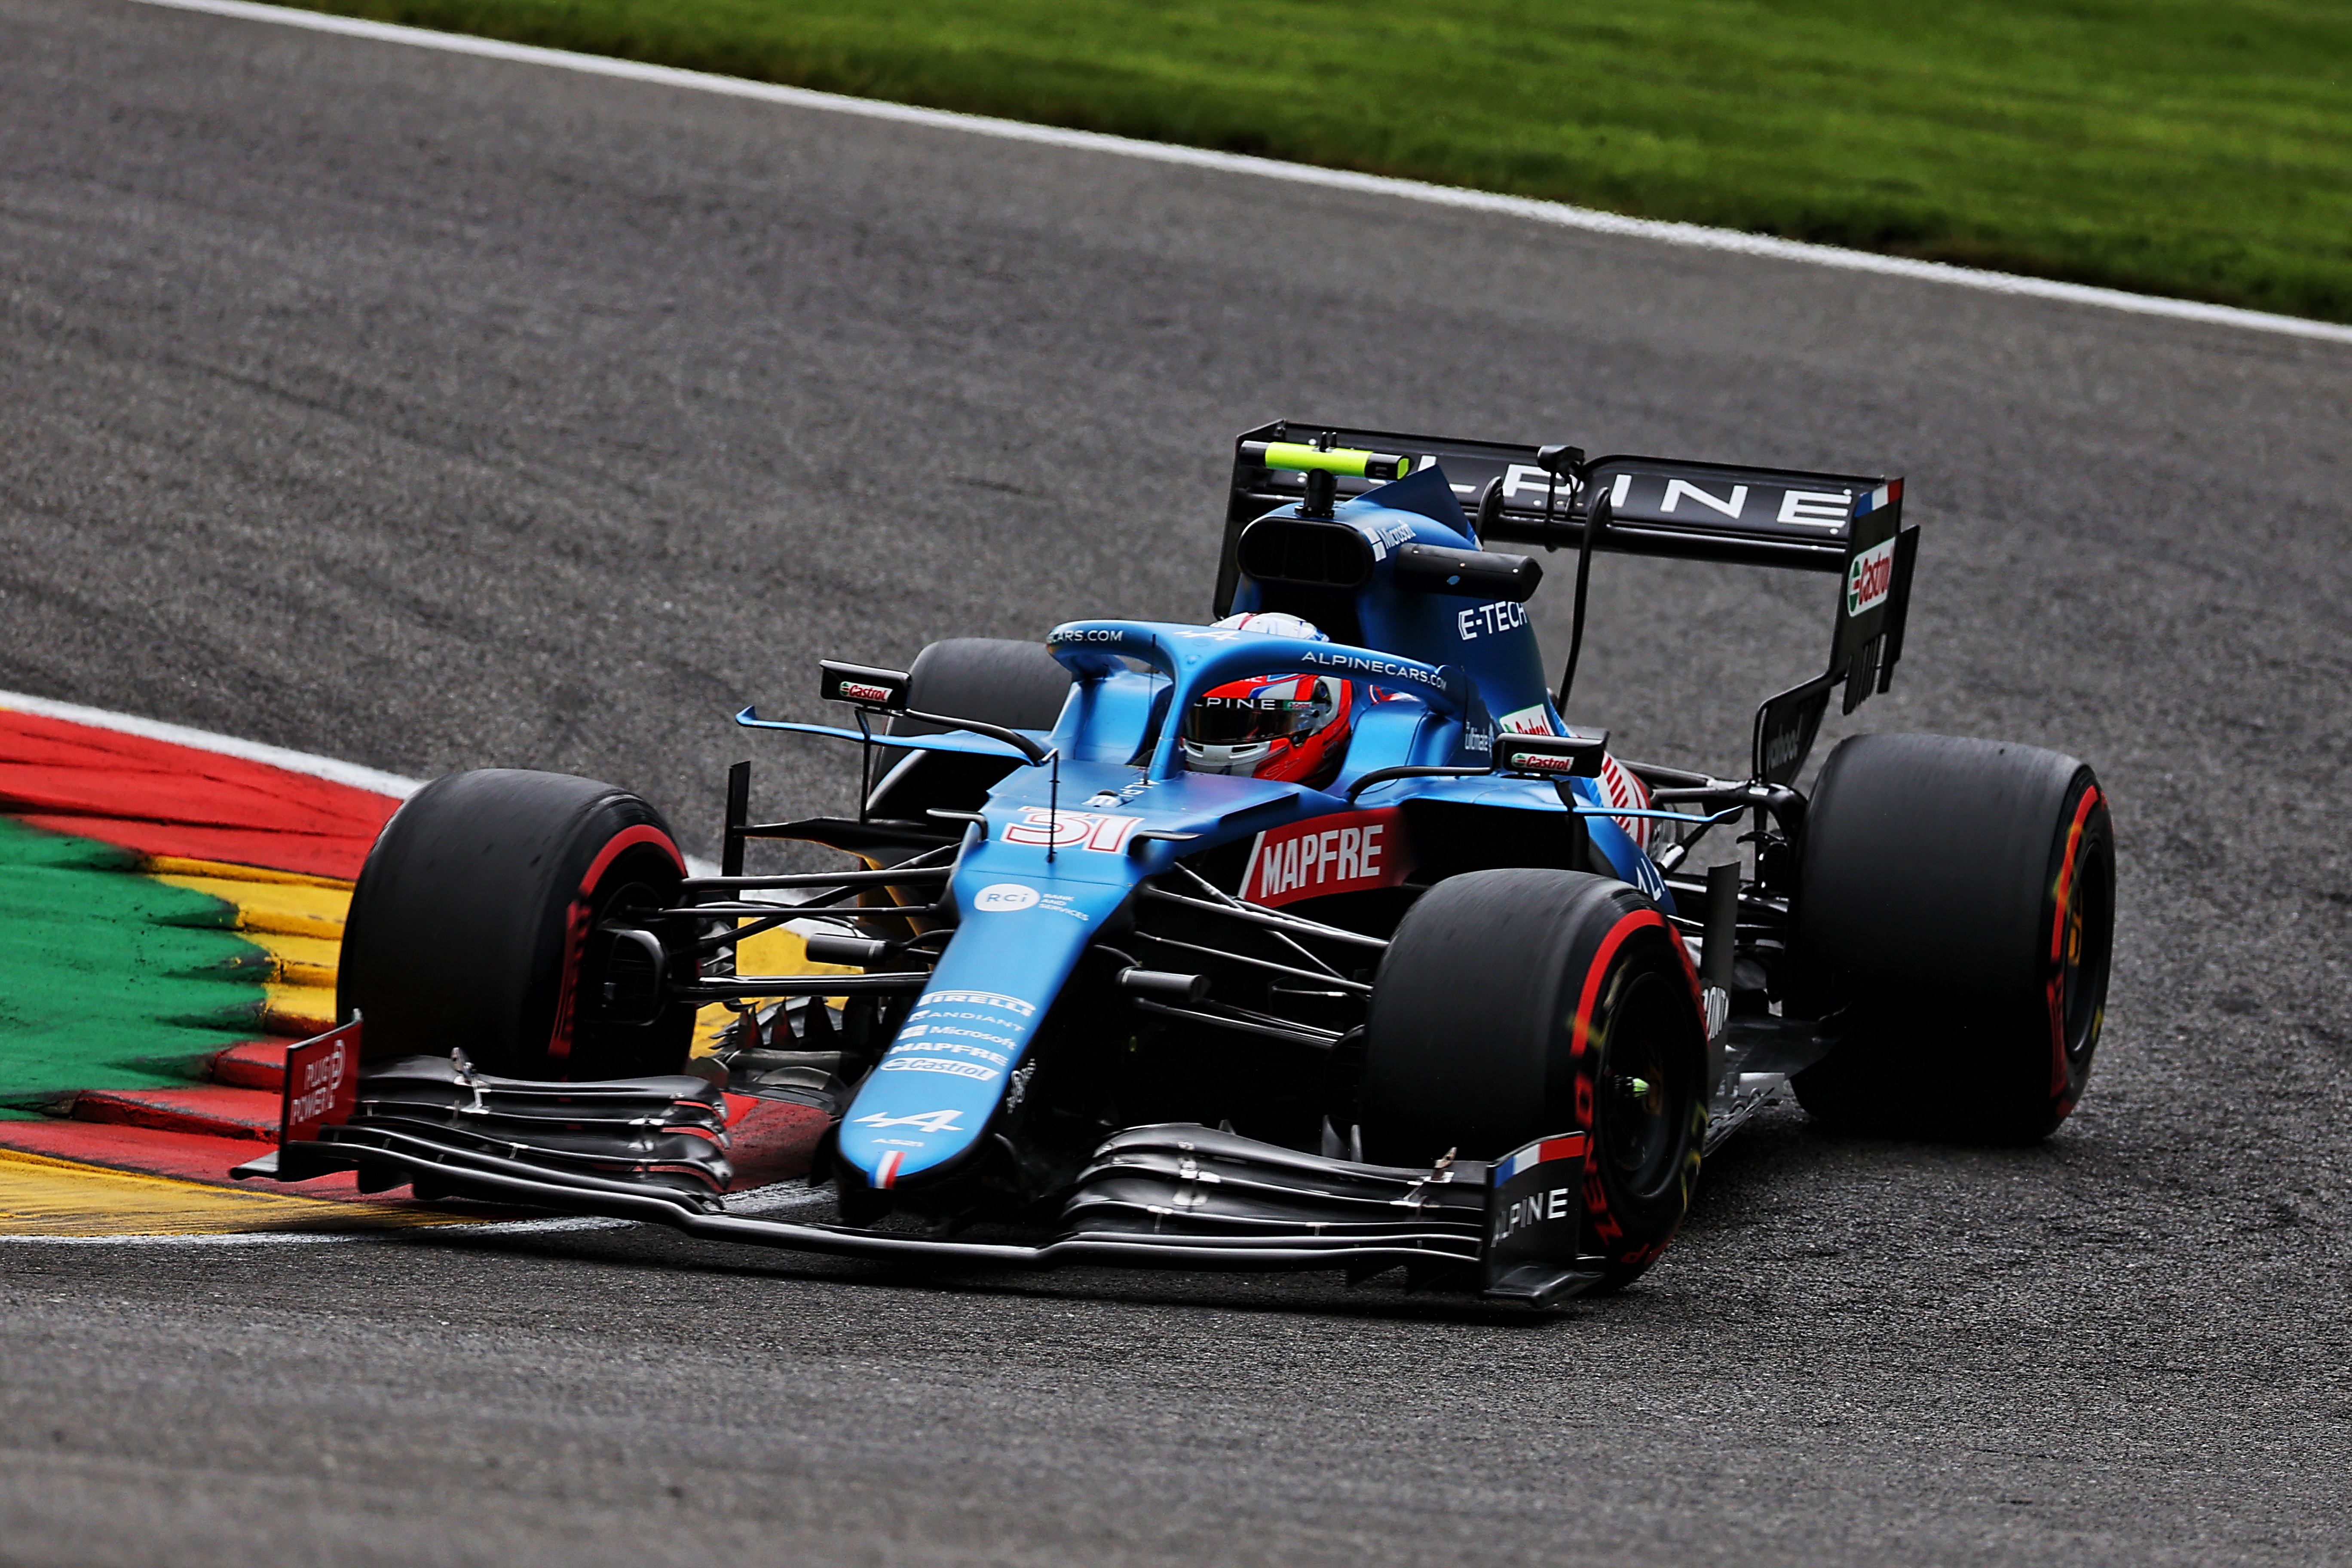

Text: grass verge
xmin=273 ymin=0 xmax=2351 ymax=323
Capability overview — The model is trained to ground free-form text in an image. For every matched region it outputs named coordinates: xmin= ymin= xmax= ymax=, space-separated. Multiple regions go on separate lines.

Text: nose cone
xmin=837 ymin=833 xmax=1141 ymax=1191
xmin=836 ymin=983 xmax=1036 ymax=1189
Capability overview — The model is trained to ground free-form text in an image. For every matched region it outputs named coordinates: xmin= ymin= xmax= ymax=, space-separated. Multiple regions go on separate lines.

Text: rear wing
xmin=1219 ymin=421 xmax=1921 ymax=784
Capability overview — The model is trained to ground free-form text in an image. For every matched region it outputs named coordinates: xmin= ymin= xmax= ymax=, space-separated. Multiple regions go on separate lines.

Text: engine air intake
xmin=1235 ymin=518 xmax=1374 ymax=591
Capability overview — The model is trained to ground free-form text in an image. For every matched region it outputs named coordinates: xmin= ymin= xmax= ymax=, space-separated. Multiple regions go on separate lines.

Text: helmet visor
xmin=1185 ymin=689 xmax=1318 ymax=747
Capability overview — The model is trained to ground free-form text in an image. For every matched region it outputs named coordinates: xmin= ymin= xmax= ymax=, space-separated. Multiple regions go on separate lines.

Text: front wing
xmin=234 ymin=1026 xmax=1609 ymax=1309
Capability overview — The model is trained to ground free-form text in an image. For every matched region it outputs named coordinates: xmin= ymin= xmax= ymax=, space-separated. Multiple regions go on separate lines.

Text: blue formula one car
xmin=237 ymin=422 xmax=2116 ymax=1306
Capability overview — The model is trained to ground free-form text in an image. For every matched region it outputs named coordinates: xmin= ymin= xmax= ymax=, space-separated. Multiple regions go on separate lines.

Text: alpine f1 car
xmin=237 ymin=422 xmax=2115 ymax=1306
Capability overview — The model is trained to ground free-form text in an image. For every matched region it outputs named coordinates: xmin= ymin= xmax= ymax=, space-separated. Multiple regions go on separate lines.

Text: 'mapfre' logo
xmin=1240 ymin=808 xmax=1413 ymax=908
xmin=1846 ymin=537 xmax=1897 ymax=617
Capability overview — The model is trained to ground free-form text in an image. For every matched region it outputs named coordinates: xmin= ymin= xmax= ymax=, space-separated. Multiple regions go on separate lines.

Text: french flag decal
xmin=875 ymin=1150 xmax=905 ymax=1189
xmin=1853 ymin=478 xmax=1903 ymax=518
xmin=1493 ymin=1132 xmax=1589 ymax=1182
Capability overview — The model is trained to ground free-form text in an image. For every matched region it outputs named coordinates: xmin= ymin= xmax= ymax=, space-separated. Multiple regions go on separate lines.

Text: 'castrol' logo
xmin=839 ymin=680 xmax=894 ymax=704
xmin=1846 ymin=537 xmax=1896 ymax=617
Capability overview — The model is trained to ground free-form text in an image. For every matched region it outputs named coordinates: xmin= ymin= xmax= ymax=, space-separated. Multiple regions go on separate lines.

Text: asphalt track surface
xmin=4 ymin=3 xmax=2352 ymax=1563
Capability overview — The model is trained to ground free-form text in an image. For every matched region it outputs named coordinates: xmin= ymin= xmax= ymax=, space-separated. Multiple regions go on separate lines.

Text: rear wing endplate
xmin=1220 ymin=420 xmax=1920 ymax=785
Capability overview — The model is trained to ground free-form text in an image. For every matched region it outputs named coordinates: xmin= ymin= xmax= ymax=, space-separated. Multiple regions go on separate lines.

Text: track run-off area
xmin=2 ymin=2 xmax=2349 ymax=1563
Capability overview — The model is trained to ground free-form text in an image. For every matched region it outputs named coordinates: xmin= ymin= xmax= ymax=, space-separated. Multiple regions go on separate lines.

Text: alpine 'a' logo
xmin=1846 ymin=537 xmax=1897 ymax=617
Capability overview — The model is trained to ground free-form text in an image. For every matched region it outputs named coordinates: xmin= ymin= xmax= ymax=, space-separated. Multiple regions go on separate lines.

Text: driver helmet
xmin=1180 ymin=612 xmax=1355 ymax=788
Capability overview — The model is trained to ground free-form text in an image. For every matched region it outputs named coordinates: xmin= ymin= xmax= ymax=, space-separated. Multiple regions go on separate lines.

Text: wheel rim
xmin=584 ymin=875 xmax=669 ymax=1021
xmin=563 ymin=845 xmax=689 ymax=1069
xmin=2058 ymin=832 xmax=2113 ymax=1065
xmin=1595 ymin=970 xmax=1692 ymax=1203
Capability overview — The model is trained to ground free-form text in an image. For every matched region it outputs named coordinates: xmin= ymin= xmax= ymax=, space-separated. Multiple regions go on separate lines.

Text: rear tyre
xmin=1360 ymin=868 xmax=1708 ymax=1291
xmin=865 ymin=638 xmax=1071 ymax=819
xmin=337 ymin=769 xmax=696 ymax=1080
xmin=1789 ymin=733 xmax=2115 ymax=1142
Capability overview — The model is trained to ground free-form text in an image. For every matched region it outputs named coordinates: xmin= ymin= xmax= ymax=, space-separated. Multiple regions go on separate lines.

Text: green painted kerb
xmin=0 ymin=817 xmax=269 ymax=1114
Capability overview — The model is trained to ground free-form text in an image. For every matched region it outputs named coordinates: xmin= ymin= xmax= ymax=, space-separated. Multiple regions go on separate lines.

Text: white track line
xmin=128 ymin=0 xmax=2352 ymax=349
xmin=0 ymin=687 xmax=420 ymax=798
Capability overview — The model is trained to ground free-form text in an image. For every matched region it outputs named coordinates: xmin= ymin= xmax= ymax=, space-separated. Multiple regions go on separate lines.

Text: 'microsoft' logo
xmin=1846 ymin=537 xmax=1897 ymax=617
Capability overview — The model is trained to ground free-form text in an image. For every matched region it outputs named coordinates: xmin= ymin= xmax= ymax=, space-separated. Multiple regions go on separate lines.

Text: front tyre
xmin=865 ymin=638 xmax=1072 ymax=819
xmin=337 ymin=769 xmax=697 ymax=1079
xmin=1790 ymin=733 xmax=2116 ymax=1142
xmin=1359 ymin=869 xmax=1708 ymax=1291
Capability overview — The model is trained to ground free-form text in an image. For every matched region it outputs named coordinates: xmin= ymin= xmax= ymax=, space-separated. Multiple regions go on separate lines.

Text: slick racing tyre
xmin=1789 ymin=733 xmax=2115 ymax=1142
xmin=865 ymin=638 xmax=1071 ymax=819
xmin=337 ymin=769 xmax=697 ymax=1080
xmin=1360 ymin=869 xmax=1708 ymax=1292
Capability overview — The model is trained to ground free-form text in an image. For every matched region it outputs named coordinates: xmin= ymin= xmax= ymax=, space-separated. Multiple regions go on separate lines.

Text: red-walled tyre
xmin=1789 ymin=733 xmax=2116 ymax=1142
xmin=1360 ymin=868 xmax=1709 ymax=1292
xmin=337 ymin=769 xmax=697 ymax=1080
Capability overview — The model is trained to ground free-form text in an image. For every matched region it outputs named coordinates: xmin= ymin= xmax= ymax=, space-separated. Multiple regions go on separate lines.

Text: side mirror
xmin=818 ymin=660 xmax=910 ymax=712
xmin=1494 ymin=729 xmax=1608 ymax=779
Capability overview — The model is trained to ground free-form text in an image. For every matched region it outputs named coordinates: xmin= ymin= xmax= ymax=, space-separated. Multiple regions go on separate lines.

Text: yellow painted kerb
xmin=147 ymin=855 xmax=349 ymax=1030
xmin=690 ymin=925 xmax=857 ymax=1056
xmin=0 ymin=1147 xmax=477 ymax=1237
